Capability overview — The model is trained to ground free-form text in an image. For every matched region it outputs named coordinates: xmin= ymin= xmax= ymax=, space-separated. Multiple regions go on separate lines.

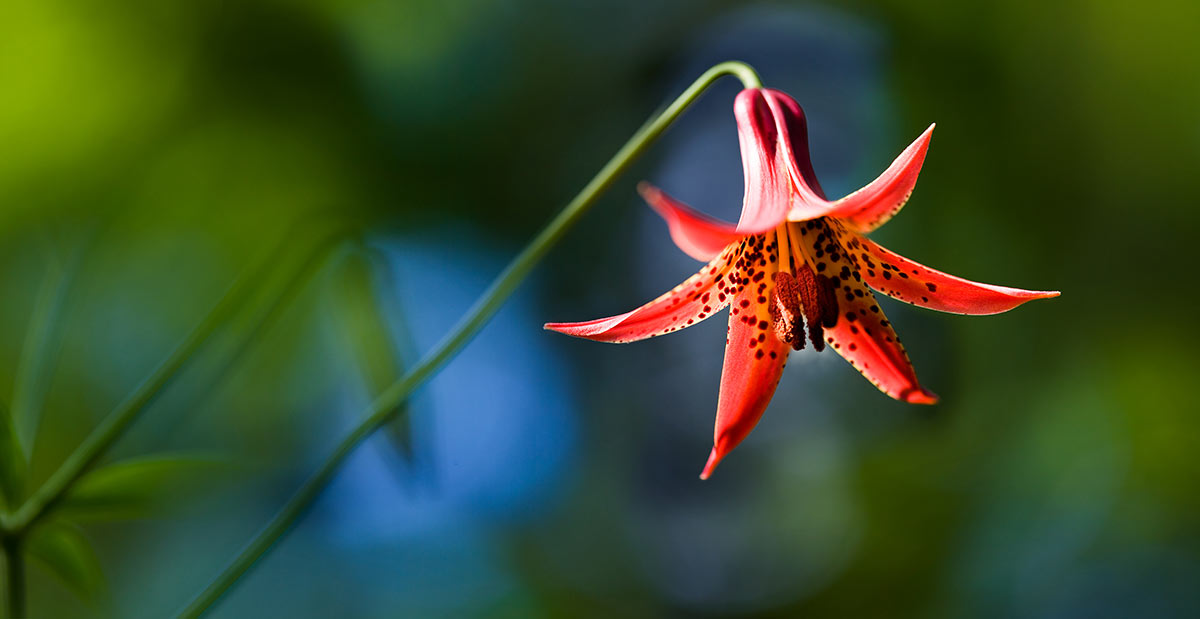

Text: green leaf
xmin=0 ymin=400 xmax=27 ymax=509
xmin=58 ymin=454 xmax=226 ymax=522
xmin=11 ymin=248 xmax=76 ymax=462
xmin=334 ymin=247 xmax=417 ymax=461
xmin=0 ymin=243 xmax=76 ymax=509
xmin=27 ymin=520 xmax=105 ymax=602
xmin=335 ymin=248 xmax=406 ymax=393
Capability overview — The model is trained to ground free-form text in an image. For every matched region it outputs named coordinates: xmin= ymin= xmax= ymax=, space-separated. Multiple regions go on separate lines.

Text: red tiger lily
xmin=545 ymin=88 xmax=1059 ymax=479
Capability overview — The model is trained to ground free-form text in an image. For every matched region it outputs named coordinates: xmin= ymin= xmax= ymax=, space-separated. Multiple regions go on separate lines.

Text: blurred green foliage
xmin=27 ymin=520 xmax=105 ymax=603
xmin=1 ymin=0 xmax=1198 ymax=617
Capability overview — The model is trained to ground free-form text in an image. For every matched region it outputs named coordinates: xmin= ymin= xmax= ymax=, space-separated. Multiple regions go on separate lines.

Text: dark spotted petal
xmin=789 ymin=220 xmax=937 ymax=404
xmin=827 ymin=125 xmax=935 ymax=232
xmin=824 ymin=289 xmax=938 ymax=404
xmin=848 ymin=232 xmax=1061 ymax=315
xmin=544 ymin=245 xmax=740 ymax=343
xmin=702 ymin=234 xmax=789 ymax=479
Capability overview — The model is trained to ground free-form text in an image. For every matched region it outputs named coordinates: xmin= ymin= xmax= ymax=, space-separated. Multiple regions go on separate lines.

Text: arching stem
xmin=176 ymin=60 xmax=765 ymax=618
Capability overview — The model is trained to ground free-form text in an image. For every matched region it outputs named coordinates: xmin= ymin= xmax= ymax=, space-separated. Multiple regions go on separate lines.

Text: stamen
xmin=794 ymin=264 xmax=840 ymax=351
xmin=770 ymin=272 xmax=805 ymax=351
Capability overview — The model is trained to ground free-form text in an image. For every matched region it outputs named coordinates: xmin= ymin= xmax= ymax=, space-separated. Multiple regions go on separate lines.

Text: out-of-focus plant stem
xmin=2 ymin=536 xmax=23 ymax=619
xmin=176 ymin=60 xmax=764 ymax=619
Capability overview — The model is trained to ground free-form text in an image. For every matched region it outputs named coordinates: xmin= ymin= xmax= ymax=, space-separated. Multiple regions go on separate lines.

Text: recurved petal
xmin=703 ymin=235 xmax=789 ymax=479
xmin=825 ymin=293 xmax=937 ymax=404
xmin=732 ymin=89 xmax=795 ymax=234
xmin=789 ymin=220 xmax=937 ymax=404
xmin=544 ymin=245 xmax=740 ymax=343
xmin=638 ymin=182 xmax=744 ymax=262
xmin=828 ymin=124 xmax=935 ymax=233
xmin=848 ymin=232 xmax=1060 ymax=315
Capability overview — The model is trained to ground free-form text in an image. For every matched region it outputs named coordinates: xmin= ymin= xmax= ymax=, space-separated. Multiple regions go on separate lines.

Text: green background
xmin=1 ymin=0 xmax=1197 ymax=616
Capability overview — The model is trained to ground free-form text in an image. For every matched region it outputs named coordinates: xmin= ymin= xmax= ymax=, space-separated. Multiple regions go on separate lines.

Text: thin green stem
xmin=0 ymin=403 xmax=24 ymax=514
xmin=2 ymin=227 xmax=346 ymax=535
xmin=176 ymin=60 xmax=763 ymax=618
xmin=3 ymin=537 xmax=23 ymax=619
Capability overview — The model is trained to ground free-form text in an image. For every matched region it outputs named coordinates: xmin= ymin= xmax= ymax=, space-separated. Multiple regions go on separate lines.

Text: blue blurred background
xmin=2 ymin=0 xmax=1199 ymax=616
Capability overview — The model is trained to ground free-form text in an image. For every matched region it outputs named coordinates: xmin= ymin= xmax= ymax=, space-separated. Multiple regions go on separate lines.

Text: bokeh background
xmin=2 ymin=0 xmax=1199 ymax=617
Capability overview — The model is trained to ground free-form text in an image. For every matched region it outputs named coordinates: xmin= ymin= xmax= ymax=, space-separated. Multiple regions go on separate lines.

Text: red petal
xmin=702 ymin=235 xmax=789 ymax=479
xmin=731 ymin=89 xmax=795 ymax=233
xmin=761 ymin=89 xmax=832 ymax=213
xmin=849 ymin=232 xmax=1061 ymax=315
xmin=633 ymin=89 xmax=800 ymax=259
xmin=638 ymin=182 xmax=744 ymax=262
xmin=788 ymin=220 xmax=937 ymax=404
xmin=544 ymin=245 xmax=740 ymax=343
xmin=828 ymin=124 xmax=935 ymax=232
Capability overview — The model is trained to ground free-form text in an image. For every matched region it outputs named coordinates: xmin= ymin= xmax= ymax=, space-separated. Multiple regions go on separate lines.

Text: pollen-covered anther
xmin=793 ymin=264 xmax=840 ymax=351
xmin=770 ymin=272 xmax=806 ymax=351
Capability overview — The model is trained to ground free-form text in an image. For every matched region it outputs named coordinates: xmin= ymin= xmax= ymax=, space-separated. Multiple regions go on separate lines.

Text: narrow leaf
xmin=12 ymin=243 xmax=78 ymax=460
xmin=58 ymin=455 xmax=226 ymax=522
xmin=27 ymin=520 xmax=106 ymax=602
xmin=334 ymin=246 xmax=418 ymax=462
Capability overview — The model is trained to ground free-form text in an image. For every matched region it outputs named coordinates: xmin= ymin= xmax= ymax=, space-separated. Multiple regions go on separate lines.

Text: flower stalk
xmin=175 ymin=60 xmax=764 ymax=618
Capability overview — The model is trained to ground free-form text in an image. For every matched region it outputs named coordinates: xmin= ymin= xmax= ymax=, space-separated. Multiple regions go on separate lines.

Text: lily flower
xmin=545 ymin=88 xmax=1059 ymax=479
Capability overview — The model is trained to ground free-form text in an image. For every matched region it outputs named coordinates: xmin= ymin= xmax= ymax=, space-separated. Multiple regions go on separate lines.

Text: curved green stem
xmin=718 ymin=61 xmax=763 ymax=89
xmin=176 ymin=60 xmax=763 ymax=618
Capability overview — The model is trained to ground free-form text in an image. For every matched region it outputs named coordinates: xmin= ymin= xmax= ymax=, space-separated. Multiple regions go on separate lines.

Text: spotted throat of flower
xmin=545 ymin=87 xmax=1059 ymax=479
